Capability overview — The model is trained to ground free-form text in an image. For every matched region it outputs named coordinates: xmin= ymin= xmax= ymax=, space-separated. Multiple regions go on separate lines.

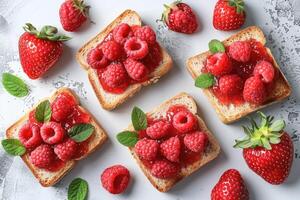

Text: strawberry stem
xmin=228 ymin=0 xmax=245 ymax=14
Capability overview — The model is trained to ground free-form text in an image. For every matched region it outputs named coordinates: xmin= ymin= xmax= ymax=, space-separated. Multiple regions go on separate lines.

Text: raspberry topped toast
xmin=187 ymin=26 xmax=291 ymax=124
xmin=5 ymin=88 xmax=107 ymax=187
xmin=117 ymin=93 xmax=220 ymax=192
xmin=76 ymin=10 xmax=173 ymax=110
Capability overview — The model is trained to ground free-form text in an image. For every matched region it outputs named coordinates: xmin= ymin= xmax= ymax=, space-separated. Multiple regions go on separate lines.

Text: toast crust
xmin=6 ymin=88 xmax=108 ymax=187
xmin=127 ymin=93 xmax=221 ymax=192
xmin=76 ymin=9 xmax=173 ymax=110
xmin=186 ymin=26 xmax=291 ymax=124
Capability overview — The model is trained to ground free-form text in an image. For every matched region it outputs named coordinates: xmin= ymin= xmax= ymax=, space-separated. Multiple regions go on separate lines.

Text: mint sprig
xmin=195 ymin=73 xmax=215 ymax=88
xmin=68 ymin=123 xmax=95 ymax=142
xmin=116 ymin=131 xmax=138 ymax=147
xmin=1 ymin=139 xmax=26 ymax=156
xmin=2 ymin=73 xmax=29 ymax=97
xmin=209 ymin=39 xmax=225 ymax=53
xmin=35 ymin=100 xmax=52 ymax=123
xmin=131 ymin=106 xmax=147 ymax=131
xmin=68 ymin=178 xmax=88 ymax=200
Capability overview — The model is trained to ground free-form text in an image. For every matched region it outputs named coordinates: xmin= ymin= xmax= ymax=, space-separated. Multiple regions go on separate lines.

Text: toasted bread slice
xmin=6 ymin=88 xmax=108 ymax=187
xmin=76 ymin=10 xmax=173 ymax=110
xmin=187 ymin=26 xmax=291 ymax=124
xmin=126 ymin=93 xmax=221 ymax=192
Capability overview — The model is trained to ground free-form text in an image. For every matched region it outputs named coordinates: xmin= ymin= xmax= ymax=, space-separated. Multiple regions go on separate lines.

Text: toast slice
xmin=126 ymin=93 xmax=221 ymax=192
xmin=187 ymin=26 xmax=291 ymax=124
xmin=6 ymin=88 xmax=108 ymax=187
xmin=76 ymin=10 xmax=173 ymax=110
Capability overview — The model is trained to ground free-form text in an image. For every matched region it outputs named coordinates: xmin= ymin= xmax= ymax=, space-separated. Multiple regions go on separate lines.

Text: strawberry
xmin=211 ymin=169 xmax=249 ymax=200
xmin=234 ymin=112 xmax=294 ymax=185
xmin=213 ymin=0 xmax=246 ymax=31
xmin=161 ymin=1 xmax=198 ymax=34
xmin=59 ymin=0 xmax=90 ymax=32
xmin=19 ymin=23 xmax=70 ymax=79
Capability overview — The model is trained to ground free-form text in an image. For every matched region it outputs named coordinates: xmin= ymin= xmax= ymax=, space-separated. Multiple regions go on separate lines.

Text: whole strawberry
xmin=161 ymin=1 xmax=198 ymax=34
xmin=19 ymin=23 xmax=70 ymax=79
xmin=213 ymin=0 xmax=246 ymax=31
xmin=59 ymin=0 xmax=90 ymax=32
xmin=234 ymin=112 xmax=294 ymax=185
xmin=211 ymin=169 xmax=249 ymax=200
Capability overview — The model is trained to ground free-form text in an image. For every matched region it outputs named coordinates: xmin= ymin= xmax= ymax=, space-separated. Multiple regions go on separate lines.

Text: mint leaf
xmin=195 ymin=73 xmax=215 ymax=88
xmin=2 ymin=73 xmax=29 ymax=97
xmin=68 ymin=123 xmax=95 ymax=142
xmin=35 ymin=100 xmax=52 ymax=123
xmin=209 ymin=39 xmax=225 ymax=53
xmin=68 ymin=178 xmax=88 ymax=200
xmin=131 ymin=107 xmax=147 ymax=131
xmin=117 ymin=131 xmax=138 ymax=147
xmin=1 ymin=139 xmax=26 ymax=156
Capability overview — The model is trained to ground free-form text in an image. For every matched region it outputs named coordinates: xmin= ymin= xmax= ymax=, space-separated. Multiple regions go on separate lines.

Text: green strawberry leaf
xmin=35 ymin=100 xmax=52 ymax=123
xmin=116 ymin=131 xmax=138 ymax=147
xmin=2 ymin=73 xmax=29 ymax=97
xmin=209 ymin=39 xmax=225 ymax=53
xmin=1 ymin=139 xmax=26 ymax=156
xmin=131 ymin=107 xmax=147 ymax=131
xmin=68 ymin=178 xmax=88 ymax=200
xmin=269 ymin=119 xmax=285 ymax=132
xmin=195 ymin=73 xmax=215 ymax=88
xmin=68 ymin=123 xmax=95 ymax=143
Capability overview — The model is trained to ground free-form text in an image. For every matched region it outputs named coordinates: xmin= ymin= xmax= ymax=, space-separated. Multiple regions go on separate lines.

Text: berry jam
xmin=138 ymin=105 xmax=208 ymax=172
xmin=203 ymin=39 xmax=277 ymax=106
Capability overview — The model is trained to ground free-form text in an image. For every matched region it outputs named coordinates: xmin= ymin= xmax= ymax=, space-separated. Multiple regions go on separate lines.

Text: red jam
xmin=138 ymin=105 xmax=208 ymax=171
xmin=203 ymin=39 xmax=277 ymax=106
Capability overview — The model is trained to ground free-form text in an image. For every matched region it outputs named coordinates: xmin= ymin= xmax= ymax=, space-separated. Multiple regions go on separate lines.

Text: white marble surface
xmin=0 ymin=0 xmax=300 ymax=199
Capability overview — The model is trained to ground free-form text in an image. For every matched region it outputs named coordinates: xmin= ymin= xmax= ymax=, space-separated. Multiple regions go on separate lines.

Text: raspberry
xmin=160 ymin=136 xmax=181 ymax=163
xmin=54 ymin=138 xmax=78 ymax=161
xmin=142 ymin=42 xmax=162 ymax=70
xmin=243 ymin=76 xmax=267 ymax=105
xmin=112 ymin=23 xmax=133 ymax=44
xmin=206 ymin=53 xmax=232 ymax=77
xmin=18 ymin=123 xmax=42 ymax=148
xmin=146 ymin=121 xmax=171 ymax=139
xmin=101 ymin=41 xmax=122 ymax=61
xmin=134 ymin=138 xmax=159 ymax=161
xmin=101 ymin=165 xmax=130 ymax=194
xmin=101 ymin=63 xmax=129 ymax=89
xmin=52 ymin=93 xmax=76 ymax=122
xmin=253 ymin=60 xmax=275 ymax=83
xmin=151 ymin=160 xmax=180 ymax=179
xmin=124 ymin=37 xmax=148 ymax=60
xmin=40 ymin=122 xmax=65 ymax=144
xmin=30 ymin=144 xmax=55 ymax=168
xmin=219 ymin=74 xmax=243 ymax=95
xmin=229 ymin=41 xmax=251 ymax=62
xmin=133 ymin=26 xmax=156 ymax=45
xmin=172 ymin=111 xmax=198 ymax=133
xmin=87 ymin=48 xmax=109 ymax=69
xmin=123 ymin=58 xmax=148 ymax=81
xmin=184 ymin=132 xmax=208 ymax=153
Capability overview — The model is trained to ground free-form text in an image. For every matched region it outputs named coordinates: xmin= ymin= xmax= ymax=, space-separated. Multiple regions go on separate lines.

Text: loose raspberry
xmin=253 ymin=60 xmax=275 ymax=83
xmin=30 ymin=144 xmax=55 ymax=168
xmin=54 ymin=138 xmax=78 ymax=161
xmin=219 ymin=74 xmax=243 ymax=95
xmin=146 ymin=121 xmax=171 ymax=139
xmin=18 ymin=123 xmax=42 ymax=148
xmin=52 ymin=93 xmax=76 ymax=122
xmin=101 ymin=165 xmax=130 ymax=194
xmin=40 ymin=122 xmax=65 ymax=144
xmin=184 ymin=132 xmax=208 ymax=153
xmin=134 ymin=138 xmax=159 ymax=161
xmin=101 ymin=41 xmax=122 ymax=61
xmin=112 ymin=23 xmax=133 ymax=44
xmin=160 ymin=136 xmax=181 ymax=163
xmin=206 ymin=53 xmax=232 ymax=77
xmin=87 ymin=48 xmax=109 ymax=69
xmin=142 ymin=42 xmax=162 ymax=70
xmin=123 ymin=58 xmax=148 ymax=81
xmin=100 ymin=63 xmax=129 ymax=89
xmin=229 ymin=41 xmax=251 ymax=62
xmin=151 ymin=160 xmax=180 ymax=179
xmin=172 ymin=111 xmax=198 ymax=133
xmin=243 ymin=76 xmax=267 ymax=105
xmin=133 ymin=26 xmax=156 ymax=45
xmin=124 ymin=37 xmax=148 ymax=60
